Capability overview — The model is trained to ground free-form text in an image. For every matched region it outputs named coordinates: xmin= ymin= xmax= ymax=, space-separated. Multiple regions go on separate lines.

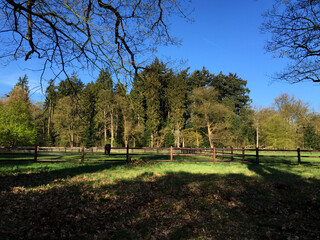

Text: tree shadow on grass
xmin=1 ymin=163 xmax=320 ymax=239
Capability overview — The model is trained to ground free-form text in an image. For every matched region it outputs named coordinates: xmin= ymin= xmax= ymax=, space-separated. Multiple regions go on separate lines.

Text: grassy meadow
xmin=2 ymin=147 xmax=320 ymax=164
xmin=1 ymin=159 xmax=320 ymax=239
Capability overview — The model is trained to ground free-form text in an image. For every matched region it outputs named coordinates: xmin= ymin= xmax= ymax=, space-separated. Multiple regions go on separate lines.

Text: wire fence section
xmin=1 ymin=146 xmax=320 ymax=164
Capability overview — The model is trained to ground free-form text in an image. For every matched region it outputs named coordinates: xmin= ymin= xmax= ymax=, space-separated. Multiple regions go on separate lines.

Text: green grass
xmin=2 ymin=148 xmax=320 ymax=163
xmin=1 ymin=160 xmax=320 ymax=239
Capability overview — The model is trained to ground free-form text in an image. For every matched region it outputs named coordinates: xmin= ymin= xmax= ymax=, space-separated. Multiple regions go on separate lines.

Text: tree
xmin=80 ymin=82 xmax=99 ymax=147
xmin=304 ymin=124 xmax=319 ymax=149
xmin=0 ymin=77 xmax=36 ymax=146
xmin=230 ymin=108 xmax=255 ymax=148
xmin=190 ymin=87 xmax=234 ymax=148
xmin=15 ymin=75 xmax=29 ymax=93
xmin=4 ymin=75 xmax=30 ymax=105
xmin=95 ymin=70 xmax=116 ymax=146
xmin=210 ymin=72 xmax=251 ymax=114
xmin=133 ymin=58 xmax=173 ymax=147
xmin=253 ymin=107 xmax=276 ymax=148
xmin=53 ymin=96 xmax=83 ymax=147
xmin=273 ymin=93 xmax=309 ymax=146
xmin=187 ymin=67 xmax=213 ymax=92
xmin=0 ymin=0 xmax=191 ymax=78
xmin=115 ymin=92 xmax=135 ymax=147
xmin=57 ymin=72 xmax=84 ymax=97
xmin=261 ymin=113 xmax=297 ymax=149
xmin=44 ymin=79 xmax=58 ymax=145
xmin=181 ymin=128 xmax=203 ymax=148
xmin=31 ymin=101 xmax=47 ymax=146
xmin=262 ymin=0 xmax=320 ymax=83
xmin=166 ymin=69 xmax=188 ymax=147
xmin=0 ymin=101 xmax=36 ymax=146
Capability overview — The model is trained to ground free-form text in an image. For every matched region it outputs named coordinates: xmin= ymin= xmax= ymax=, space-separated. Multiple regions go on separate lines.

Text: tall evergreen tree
xmin=304 ymin=124 xmax=319 ymax=149
xmin=81 ymin=82 xmax=99 ymax=147
xmin=15 ymin=74 xmax=29 ymax=93
xmin=95 ymin=69 xmax=116 ymax=146
xmin=210 ymin=72 xmax=251 ymax=114
xmin=136 ymin=58 xmax=173 ymax=147
xmin=187 ymin=67 xmax=213 ymax=92
xmin=166 ymin=69 xmax=188 ymax=147
xmin=44 ymin=79 xmax=58 ymax=145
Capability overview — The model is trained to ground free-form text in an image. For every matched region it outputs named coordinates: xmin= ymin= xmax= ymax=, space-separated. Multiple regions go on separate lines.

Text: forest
xmin=1 ymin=58 xmax=319 ymax=149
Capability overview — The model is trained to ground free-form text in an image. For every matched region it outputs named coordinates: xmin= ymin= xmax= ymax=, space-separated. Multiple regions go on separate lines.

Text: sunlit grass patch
xmin=1 ymin=161 xmax=320 ymax=239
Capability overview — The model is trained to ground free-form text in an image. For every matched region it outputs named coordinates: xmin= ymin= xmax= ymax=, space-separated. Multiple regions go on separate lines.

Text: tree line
xmin=1 ymin=59 xmax=320 ymax=149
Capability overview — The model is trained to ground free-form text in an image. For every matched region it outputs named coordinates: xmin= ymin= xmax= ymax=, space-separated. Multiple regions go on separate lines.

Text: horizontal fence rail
xmin=1 ymin=146 xmax=320 ymax=164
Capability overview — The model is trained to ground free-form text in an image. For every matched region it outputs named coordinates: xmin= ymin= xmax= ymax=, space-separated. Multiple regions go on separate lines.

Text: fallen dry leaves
xmin=0 ymin=164 xmax=320 ymax=239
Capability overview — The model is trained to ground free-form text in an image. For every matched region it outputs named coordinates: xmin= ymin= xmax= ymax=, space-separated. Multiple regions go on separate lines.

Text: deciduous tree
xmin=0 ymin=0 xmax=191 ymax=79
xmin=262 ymin=0 xmax=320 ymax=83
xmin=190 ymin=87 xmax=234 ymax=148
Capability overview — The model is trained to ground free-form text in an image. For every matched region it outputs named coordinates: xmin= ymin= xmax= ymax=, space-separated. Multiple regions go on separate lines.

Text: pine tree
xmin=304 ymin=124 xmax=319 ymax=149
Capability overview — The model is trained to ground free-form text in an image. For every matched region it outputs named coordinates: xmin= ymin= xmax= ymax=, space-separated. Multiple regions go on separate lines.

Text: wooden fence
xmin=1 ymin=146 xmax=320 ymax=164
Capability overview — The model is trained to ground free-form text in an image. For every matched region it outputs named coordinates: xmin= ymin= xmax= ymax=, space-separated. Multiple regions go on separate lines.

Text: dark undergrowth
xmin=1 ymin=161 xmax=320 ymax=239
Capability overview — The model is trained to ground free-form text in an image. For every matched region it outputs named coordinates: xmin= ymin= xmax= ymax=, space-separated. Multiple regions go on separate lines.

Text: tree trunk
xmin=256 ymin=126 xmax=259 ymax=148
xmin=70 ymin=132 xmax=74 ymax=147
xmin=150 ymin=132 xmax=154 ymax=148
xmin=207 ymin=123 xmax=214 ymax=148
xmin=47 ymin=100 xmax=51 ymax=138
xmin=196 ymin=130 xmax=199 ymax=148
xmin=110 ymin=110 xmax=114 ymax=147
xmin=175 ymin=124 xmax=181 ymax=147
xmin=103 ymin=110 xmax=107 ymax=144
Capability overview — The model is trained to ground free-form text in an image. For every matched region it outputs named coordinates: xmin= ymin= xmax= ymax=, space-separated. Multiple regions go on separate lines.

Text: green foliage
xmin=231 ymin=109 xmax=255 ymax=147
xmin=164 ymin=132 xmax=175 ymax=147
xmin=0 ymin=101 xmax=36 ymax=146
xmin=181 ymin=128 xmax=203 ymax=148
xmin=210 ymin=72 xmax=251 ymax=114
xmin=81 ymin=82 xmax=99 ymax=147
xmin=53 ymin=96 xmax=83 ymax=147
xmin=6 ymin=60 xmax=318 ymax=150
xmin=57 ymin=72 xmax=84 ymax=97
xmin=15 ymin=74 xmax=29 ymax=93
xmin=304 ymin=124 xmax=319 ymax=149
xmin=261 ymin=113 xmax=297 ymax=149
xmin=190 ymin=87 xmax=234 ymax=148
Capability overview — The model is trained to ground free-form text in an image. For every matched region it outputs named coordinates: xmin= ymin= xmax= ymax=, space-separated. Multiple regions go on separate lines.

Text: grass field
xmin=2 ymin=147 xmax=320 ymax=163
xmin=1 ymin=160 xmax=320 ymax=239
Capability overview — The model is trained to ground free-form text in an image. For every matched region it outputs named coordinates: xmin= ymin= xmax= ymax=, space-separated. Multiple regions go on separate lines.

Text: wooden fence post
xmin=170 ymin=146 xmax=173 ymax=161
xmin=231 ymin=147 xmax=234 ymax=161
xmin=242 ymin=147 xmax=245 ymax=163
xmin=126 ymin=145 xmax=129 ymax=162
xmin=222 ymin=147 xmax=225 ymax=160
xmin=81 ymin=146 xmax=85 ymax=162
xmin=34 ymin=146 xmax=38 ymax=162
xmin=297 ymin=148 xmax=301 ymax=165
xmin=256 ymin=147 xmax=259 ymax=164
xmin=213 ymin=147 xmax=216 ymax=163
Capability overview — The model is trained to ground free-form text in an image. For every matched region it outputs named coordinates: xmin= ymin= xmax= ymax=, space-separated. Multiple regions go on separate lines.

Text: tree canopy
xmin=2 ymin=62 xmax=320 ymax=150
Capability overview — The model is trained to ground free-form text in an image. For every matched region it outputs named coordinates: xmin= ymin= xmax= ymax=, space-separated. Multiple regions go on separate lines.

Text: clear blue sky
xmin=0 ymin=0 xmax=319 ymax=111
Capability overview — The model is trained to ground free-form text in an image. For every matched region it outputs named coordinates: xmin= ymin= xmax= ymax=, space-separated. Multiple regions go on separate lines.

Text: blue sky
xmin=0 ymin=0 xmax=319 ymax=111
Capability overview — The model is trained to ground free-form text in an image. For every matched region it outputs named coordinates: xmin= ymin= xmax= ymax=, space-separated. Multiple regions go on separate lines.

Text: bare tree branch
xmin=0 ymin=0 xmax=191 ymax=84
xmin=262 ymin=0 xmax=320 ymax=83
